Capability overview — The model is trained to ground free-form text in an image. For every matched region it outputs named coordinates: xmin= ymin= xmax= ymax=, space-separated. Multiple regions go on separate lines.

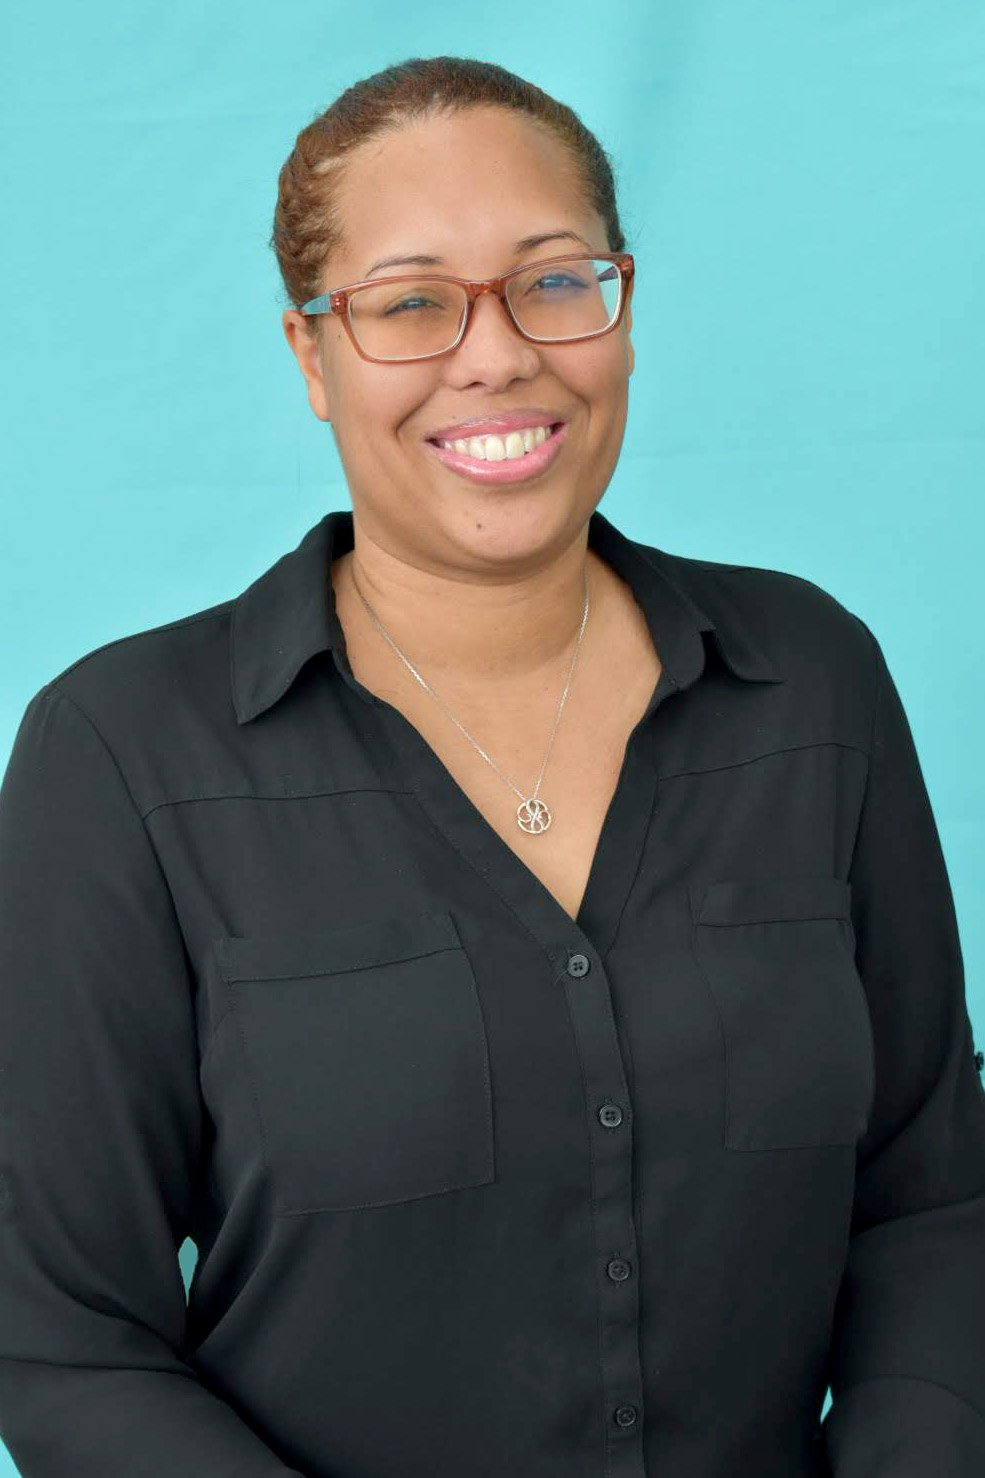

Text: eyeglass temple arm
xmin=300 ymin=293 xmax=335 ymax=317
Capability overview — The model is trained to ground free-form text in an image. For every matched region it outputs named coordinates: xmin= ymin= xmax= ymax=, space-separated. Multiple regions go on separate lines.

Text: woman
xmin=1 ymin=55 xmax=983 ymax=1478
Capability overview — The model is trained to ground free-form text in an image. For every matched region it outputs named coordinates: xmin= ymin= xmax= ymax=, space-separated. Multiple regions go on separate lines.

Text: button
xmin=607 ymin=1257 xmax=632 ymax=1282
xmin=567 ymin=953 xmax=590 ymax=977
xmin=614 ymin=1404 xmax=638 ymax=1428
xmin=599 ymin=1102 xmax=623 ymax=1128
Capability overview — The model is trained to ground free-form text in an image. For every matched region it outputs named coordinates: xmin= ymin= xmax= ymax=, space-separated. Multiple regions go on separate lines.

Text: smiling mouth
xmin=426 ymin=422 xmax=565 ymax=462
xmin=423 ymin=420 xmax=570 ymax=485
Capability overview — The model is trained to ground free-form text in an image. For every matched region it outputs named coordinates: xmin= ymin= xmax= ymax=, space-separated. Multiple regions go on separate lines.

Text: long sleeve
xmin=820 ymin=621 xmax=985 ymax=1475
xmin=0 ymin=685 xmax=302 ymax=1477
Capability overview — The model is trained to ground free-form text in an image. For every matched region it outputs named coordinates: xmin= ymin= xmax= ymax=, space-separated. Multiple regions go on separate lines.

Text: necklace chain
xmin=350 ymin=563 xmax=591 ymax=834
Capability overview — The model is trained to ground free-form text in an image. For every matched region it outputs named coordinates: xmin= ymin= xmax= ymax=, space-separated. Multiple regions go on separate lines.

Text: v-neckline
xmin=368 ymin=661 xmax=675 ymax=953
xmin=323 ymin=515 xmax=699 ymax=951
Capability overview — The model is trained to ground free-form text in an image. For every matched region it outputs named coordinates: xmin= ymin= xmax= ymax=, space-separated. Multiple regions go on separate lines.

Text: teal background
xmin=1 ymin=2 xmax=982 ymax=1466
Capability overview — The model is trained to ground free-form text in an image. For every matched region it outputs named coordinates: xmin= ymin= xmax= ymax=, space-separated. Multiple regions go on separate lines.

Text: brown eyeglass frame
xmin=299 ymin=251 xmax=635 ymax=364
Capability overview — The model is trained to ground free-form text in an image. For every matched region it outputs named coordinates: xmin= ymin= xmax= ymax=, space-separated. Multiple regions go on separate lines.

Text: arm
xmin=820 ymin=622 xmax=985 ymax=1475
xmin=0 ymin=685 xmax=302 ymax=1477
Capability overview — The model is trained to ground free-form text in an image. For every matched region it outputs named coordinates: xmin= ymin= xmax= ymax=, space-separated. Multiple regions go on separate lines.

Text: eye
xmin=528 ymin=272 xmax=586 ymax=294
xmin=383 ymin=296 xmax=439 ymax=316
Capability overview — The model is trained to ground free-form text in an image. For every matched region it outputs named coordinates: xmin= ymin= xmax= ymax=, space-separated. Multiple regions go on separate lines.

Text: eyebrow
xmin=361 ymin=230 xmax=595 ymax=279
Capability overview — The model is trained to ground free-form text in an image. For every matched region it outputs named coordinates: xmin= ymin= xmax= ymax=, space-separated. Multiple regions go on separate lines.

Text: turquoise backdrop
xmin=1 ymin=3 xmax=983 ymax=1464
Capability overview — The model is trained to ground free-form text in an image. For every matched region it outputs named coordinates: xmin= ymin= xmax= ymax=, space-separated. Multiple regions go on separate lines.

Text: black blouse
xmin=1 ymin=506 xmax=984 ymax=1478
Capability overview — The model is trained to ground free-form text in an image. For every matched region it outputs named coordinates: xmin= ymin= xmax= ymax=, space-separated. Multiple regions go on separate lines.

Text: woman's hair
xmin=270 ymin=55 xmax=630 ymax=337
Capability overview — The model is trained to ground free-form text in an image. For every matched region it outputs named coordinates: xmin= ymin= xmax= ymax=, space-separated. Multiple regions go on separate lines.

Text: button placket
xmin=556 ymin=942 xmax=646 ymax=1472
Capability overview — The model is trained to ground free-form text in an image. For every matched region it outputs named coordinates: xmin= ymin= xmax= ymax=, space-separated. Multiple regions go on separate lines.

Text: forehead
xmin=332 ymin=107 xmax=595 ymax=276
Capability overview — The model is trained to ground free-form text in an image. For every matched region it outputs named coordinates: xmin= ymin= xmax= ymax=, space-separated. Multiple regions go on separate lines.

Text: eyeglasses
xmin=299 ymin=251 xmax=634 ymax=364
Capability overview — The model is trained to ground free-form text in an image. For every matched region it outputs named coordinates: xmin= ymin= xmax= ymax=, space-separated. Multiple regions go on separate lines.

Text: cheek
xmin=550 ymin=340 xmax=628 ymax=402
xmin=333 ymin=380 xmax=419 ymax=457
xmin=353 ymin=370 xmax=434 ymax=443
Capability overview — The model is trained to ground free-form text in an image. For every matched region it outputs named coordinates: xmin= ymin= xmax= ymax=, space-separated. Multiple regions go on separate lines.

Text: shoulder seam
xmin=45 ymin=606 xmax=231 ymax=687
xmin=848 ymin=615 xmax=884 ymax=761
xmin=677 ymin=556 xmax=844 ymax=595
xmin=657 ymin=550 xmax=858 ymax=612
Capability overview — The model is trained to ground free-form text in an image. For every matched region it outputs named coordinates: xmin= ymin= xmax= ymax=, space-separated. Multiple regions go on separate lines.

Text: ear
xmin=281 ymin=311 xmax=332 ymax=422
xmin=626 ymin=302 xmax=634 ymax=376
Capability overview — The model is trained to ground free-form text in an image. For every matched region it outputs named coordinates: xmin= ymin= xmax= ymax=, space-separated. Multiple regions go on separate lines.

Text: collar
xmin=231 ymin=507 xmax=785 ymax=725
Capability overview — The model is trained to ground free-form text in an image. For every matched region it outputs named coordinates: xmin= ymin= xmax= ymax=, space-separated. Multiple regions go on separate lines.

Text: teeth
xmin=440 ymin=424 xmax=553 ymax=460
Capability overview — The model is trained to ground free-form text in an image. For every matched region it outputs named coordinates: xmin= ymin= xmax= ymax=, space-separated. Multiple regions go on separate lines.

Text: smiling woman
xmin=2 ymin=51 xmax=984 ymax=1478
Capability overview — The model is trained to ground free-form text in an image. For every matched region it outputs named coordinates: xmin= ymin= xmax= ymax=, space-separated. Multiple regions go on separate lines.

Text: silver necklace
xmin=351 ymin=565 xmax=590 ymax=835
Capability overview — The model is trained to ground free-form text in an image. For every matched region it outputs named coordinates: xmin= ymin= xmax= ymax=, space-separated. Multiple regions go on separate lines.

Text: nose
xmin=455 ymin=287 xmax=540 ymax=373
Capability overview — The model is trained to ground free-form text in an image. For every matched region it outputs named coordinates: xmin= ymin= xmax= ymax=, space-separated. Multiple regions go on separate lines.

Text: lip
xmin=425 ymin=420 xmax=568 ymax=486
xmin=426 ymin=410 xmax=567 ymax=442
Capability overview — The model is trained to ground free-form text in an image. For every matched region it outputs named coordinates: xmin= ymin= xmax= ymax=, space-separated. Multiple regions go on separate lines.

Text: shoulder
xmin=22 ymin=597 xmax=237 ymax=801
xmin=42 ymin=597 xmax=232 ymax=708
xmin=653 ymin=543 xmax=880 ymax=685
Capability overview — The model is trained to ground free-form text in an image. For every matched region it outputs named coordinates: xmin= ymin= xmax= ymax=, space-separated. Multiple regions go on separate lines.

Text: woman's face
xmin=282 ymin=105 xmax=634 ymax=571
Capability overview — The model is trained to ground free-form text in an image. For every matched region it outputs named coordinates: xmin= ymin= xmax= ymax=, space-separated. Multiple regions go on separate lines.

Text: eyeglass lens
xmin=347 ymin=256 xmax=622 ymax=362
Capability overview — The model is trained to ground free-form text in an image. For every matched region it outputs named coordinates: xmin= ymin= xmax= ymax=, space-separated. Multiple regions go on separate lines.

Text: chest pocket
xmin=689 ymin=875 xmax=875 ymax=1151
xmin=215 ymin=908 xmax=495 ymax=1215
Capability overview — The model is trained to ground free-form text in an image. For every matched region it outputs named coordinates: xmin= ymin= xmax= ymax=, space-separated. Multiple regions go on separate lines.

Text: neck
xmin=332 ymin=529 xmax=606 ymax=689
